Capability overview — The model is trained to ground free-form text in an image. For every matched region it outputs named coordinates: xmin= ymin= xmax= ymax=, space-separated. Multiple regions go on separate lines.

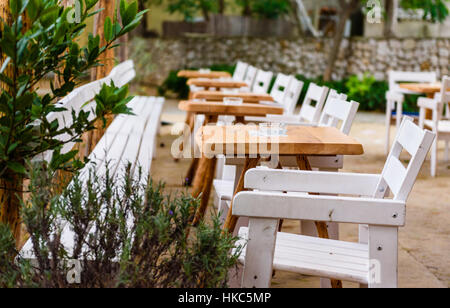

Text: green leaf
xmin=6 ymin=161 xmax=26 ymax=174
xmin=104 ymin=16 xmax=113 ymax=42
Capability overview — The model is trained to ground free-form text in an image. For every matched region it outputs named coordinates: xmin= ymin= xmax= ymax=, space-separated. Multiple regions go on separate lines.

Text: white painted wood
xmin=241 ymin=218 xmax=278 ymax=288
xmin=233 ymin=191 xmax=406 ymax=226
xmin=23 ymin=61 xmax=165 ymax=260
xmin=245 ymin=169 xmax=381 ymax=196
xmin=242 ymin=65 xmax=258 ymax=90
xmin=388 ymin=71 xmax=437 ymax=95
xmin=270 ymin=73 xmax=293 ymax=106
xmin=233 ymin=61 xmax=248 ymax=81
xmin=252 ymin=70 xmax=273 ymax=94
xmin=319 ymin=99 xmax=359 ymax=135
xmin=237 ymin=227 xmax=370 ymax=284
xmin=233 ymin=117 xmax=435 ymax=288
xmin=385 ymin=91 xmax=405 ymax=155
xmin=281 ymin=77 xmax=304 ymax=115
xmin=418 ymin=76 xmax=450 ymax=176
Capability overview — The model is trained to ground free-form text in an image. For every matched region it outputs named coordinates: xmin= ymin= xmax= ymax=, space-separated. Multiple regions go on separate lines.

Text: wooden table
xmin=193 ymin=91 xmax=275 ymax=103
xmin=399 ymin=82 xmax=444 ymax=97
xmin=179 ymin=101 xmax=284 ymax=211
xmin=194 ymin=125 xmax=364 ymax=234
xmin=177 ymin=70 xmax=231 ymax=79
xmin=187 ymin=78 xmax=248 ymax=90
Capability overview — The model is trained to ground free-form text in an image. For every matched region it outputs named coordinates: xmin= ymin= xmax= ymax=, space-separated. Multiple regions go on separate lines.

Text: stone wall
xmin=135 ymin=37 xmax=450 ymax=85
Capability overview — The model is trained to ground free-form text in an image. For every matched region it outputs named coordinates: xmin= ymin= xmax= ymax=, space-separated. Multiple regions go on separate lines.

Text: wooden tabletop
xmin=196 ymin=125 xmax=364 ymax=156
xmin=179 ymin=100 xmax=284 ymax=117
xmin=177 ymin=70 xmax=231 ymax=79
xmin=193 ymin=91 xmax=275 ymax=103
xmin=187 ymin=78 xmax=248 ymax=89
xmin=399 ymin=83 xmax=443 ymax=94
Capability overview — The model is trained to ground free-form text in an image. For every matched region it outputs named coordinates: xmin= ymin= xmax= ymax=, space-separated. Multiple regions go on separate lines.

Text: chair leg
xmin=431 ymin=139 xmax=437 ymax=177
xmin=445 ymin=140 xmax=449 ymax=162
xmin=385 ymin=108 xmax=392 ymax=155
xmin=368 ymin=226 xmax=398 ymax=288
xmin=242 ymin=218 xmax=278 ymax=288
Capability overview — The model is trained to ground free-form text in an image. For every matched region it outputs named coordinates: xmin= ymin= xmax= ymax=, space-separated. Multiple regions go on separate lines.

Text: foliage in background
xmin=400 ymin=0 xmax=450 ymax=22
xmin=149 ymin=0 xmax=218 ymax=21
xmin=249 ymin=0 xmax=291 ymax=19
xmin=0 ymin=162 xmax=242 ymax=288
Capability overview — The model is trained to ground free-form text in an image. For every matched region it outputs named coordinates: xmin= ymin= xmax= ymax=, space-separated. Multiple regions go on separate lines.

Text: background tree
xmin=324 ymin=0 xmax=450 ymax=81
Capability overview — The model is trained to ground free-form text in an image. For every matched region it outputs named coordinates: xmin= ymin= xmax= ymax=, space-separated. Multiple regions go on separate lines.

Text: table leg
xmin=296 ymin=155 xmax=342 ymax=289
xmin=222 ymin=157 xmax=260 ymax=233
xmin=192 ymin=156 xmax=217 ymax=225
xmin=425 ymin=93 xmax=435 ymax=120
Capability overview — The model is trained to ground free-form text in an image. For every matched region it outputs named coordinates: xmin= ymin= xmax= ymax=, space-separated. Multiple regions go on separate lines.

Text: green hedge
xmin=158 ymin=68 xmax=421 ymax=113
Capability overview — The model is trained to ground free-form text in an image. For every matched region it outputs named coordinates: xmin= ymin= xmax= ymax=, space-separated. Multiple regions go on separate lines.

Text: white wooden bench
xmin=22 ymin=60 xmax=165 ymax=258
xmin=233 ymin=117 xmax=435 ymax=288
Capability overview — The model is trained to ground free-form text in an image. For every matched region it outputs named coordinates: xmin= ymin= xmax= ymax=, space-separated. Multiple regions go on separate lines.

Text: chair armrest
xmin=417 ymin=97 xmax=438 ymax=111
xmin=233 ymin=191 xmax=405 ymax=227
xmin=245 ymin=169 xmax=382 ymax=197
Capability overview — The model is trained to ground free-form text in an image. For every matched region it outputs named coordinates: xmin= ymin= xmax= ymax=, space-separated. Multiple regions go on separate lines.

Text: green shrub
xmin=0 ymin=162 xmax=242 ymax=288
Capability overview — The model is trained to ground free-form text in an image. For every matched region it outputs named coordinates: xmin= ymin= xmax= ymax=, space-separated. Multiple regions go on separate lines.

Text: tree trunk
xmin=201 ymin=5 xmax=210 ymax=21
xmin=323 ymin=0 xmax=360 ymax=82
xmin=242 ymin=0 xmax=252 ymax=16
xmin=218 ymin=0 xmax=225 ymax=15
xmin=384 ymin=0 xmax=398 ymax=37
xmin=90 ymin=0 xmax=116 ymax=152
xmin=0 ymin=1 xmax=25 ymax=247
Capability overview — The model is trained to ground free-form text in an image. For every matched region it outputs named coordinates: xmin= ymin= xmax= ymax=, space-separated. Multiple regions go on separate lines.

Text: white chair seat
xmin=424 ymin=119 xmax=450 ymax=133
xmin=237 ymin=227 xmax=370 ymax=284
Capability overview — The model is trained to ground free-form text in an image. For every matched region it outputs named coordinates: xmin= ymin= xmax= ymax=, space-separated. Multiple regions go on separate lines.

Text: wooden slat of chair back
xmin=298 ymin=83 xmax=329 ymax=124
xmin=377 ymin=117 xmax=435 ymax=201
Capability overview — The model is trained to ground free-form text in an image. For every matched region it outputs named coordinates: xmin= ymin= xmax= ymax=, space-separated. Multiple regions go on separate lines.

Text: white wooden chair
xmin=251 ymin=70 xmax=274 ymax=94
xmin=418 ymin=76 xmax=450 ymax=177
xmin=233 ymin=61 xmax=249 ymax=81
xmin=233 ymin=117 xmax=435 ymax=288
xmin=246 ymin=82 xmax=328 ymax=124
xmin=239 ymin=65 xmax=258 ymax=92
xmin=385 ymin=91 xmax=405 ymax=155
xmin=385 ymin=71 xmax=437 ymax=155
xmin=22 ymin=61 xmax=165 ymax=258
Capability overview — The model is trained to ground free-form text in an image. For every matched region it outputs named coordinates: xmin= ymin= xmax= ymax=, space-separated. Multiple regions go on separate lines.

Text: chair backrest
xmin=297 ymin=83 xmax=329 ymax=124
xmin=243 ymin=65 xmax=258 ymax=89
xmin=270 ymin=73 xmax=292 ymax=104
xmin=282 ymin=77 xmax=304 ymax=115
xmin=386 ymin=91 xmax=404 ymax=109
xmin=389 ymin=71 xmax=437 ymax=94
xmin=109 ymin=60 xmax=136 ymax=87
xmin=319 ymin=93 xmax=358 ymax=135
xmin=439 ymin=76 xmax=450 ymax=109
xmin=233 ymin=61 xmax=248 ymax=81
xmin=376 ymin=117 xmax=435 ymax=202
xmin=42 ymin=61 xmax=136 ymax=161
xmin=252 ymin=70 xmax=273 ymax=94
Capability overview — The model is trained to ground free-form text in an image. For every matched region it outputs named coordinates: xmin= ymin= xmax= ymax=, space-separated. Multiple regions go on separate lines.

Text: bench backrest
xmin=389 ymin=70 xmax=437 ymax=94
xmin=233 ymin=61 xmax=248 ymax=81
xmin=376 ymin=117 xmax=435 ymax=202
xmin=252 ymin=70 xmax=273 ymax=94
xmin=40 ymin=61 xmax=136 ymax=162
xmin=297 ymin=83 xmax=329 ymax=124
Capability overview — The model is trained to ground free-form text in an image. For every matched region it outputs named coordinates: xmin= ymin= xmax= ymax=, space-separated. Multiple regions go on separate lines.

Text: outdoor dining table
xmin=192 ymin=91 xmax=275 ymax=103
xmin=399 ymin=82 xmax=445 ymax=98
xmin=399 ymin=82 xmax=448 ymax=119
xmin=193 ymin=124 xmax=364 ymax=238
xmin=177 ymin=70 xmax=231 ymax=79
xmin=178 ymin=100 xmax=285 ymax=211
xmin=187 ymin=78 xmax=248 ymax=90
